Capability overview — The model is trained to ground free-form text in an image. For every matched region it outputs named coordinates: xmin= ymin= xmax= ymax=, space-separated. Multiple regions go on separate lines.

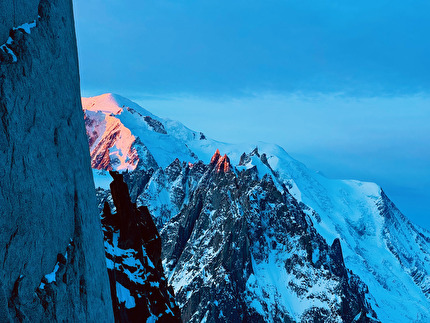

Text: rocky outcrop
xmin=210 ymin=149 xmax=231 ymax=173
xmin=84 ymin=110 xmax=139 ymax=171
xmin=101 ymin=171 xmax=181 ymax=322
xmin=0 ymin=0 xmax=113 ymax=321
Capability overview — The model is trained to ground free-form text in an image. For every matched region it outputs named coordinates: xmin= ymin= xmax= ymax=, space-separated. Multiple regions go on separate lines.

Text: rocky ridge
xmin=158 ymin=150 xmax=377 ymax=322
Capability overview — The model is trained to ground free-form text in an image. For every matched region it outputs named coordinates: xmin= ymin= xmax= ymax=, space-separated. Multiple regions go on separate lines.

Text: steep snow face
xmin=82 ymin=93 xmax=198 ymax=171
xmin=85 ymin=109 xmax=138 ymax=171
xmin=86 ymin=94 xmax=430 ymax=322
xmin=256 ymin=144 xmax=430 ymax=322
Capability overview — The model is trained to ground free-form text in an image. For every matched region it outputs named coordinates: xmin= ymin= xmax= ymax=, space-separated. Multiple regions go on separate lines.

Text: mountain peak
xmin=82 ymin=93 xmax=124 ymax=115
xmin=82 ymin=93 xmax=155 ymax=119
xmin=210 ymin=149 xmax=221 ymax=164
xmin=210 ymin=149 xmax=231 ymax=173
xmin=217 ymin=154 xmax=231 ymax=173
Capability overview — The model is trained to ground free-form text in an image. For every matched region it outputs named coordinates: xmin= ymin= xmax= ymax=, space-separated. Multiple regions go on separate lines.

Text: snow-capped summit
xmin=83 ymin=93 xmax=154 ymax=116
xmin=83 ymin=93 xmax=199 ymax=172
xmin=84 ymin=93 xmax=430 ymax=322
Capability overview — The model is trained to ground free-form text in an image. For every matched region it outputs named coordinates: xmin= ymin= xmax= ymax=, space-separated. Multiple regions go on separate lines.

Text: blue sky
xmin=73 ymin=0 xmax=430 ymax=229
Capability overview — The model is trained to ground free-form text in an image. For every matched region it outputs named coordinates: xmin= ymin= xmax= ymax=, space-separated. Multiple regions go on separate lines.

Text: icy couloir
xmin=83 ymin=93 xmax=430 ymax=322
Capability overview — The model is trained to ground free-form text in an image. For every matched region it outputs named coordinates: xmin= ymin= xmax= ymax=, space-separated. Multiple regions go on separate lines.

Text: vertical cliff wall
xmin=0 ymin=0 xmax=113 ymax=321
xmin=0 ymin=1 xmax=39 ymax=46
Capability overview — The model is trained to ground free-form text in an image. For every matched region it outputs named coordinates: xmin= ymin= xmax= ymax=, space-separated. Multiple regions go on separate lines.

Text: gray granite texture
xmin=0 ymin=1 xmax=39 ymax=45
xmin=0 ymin=0 xmax=114 ymax=321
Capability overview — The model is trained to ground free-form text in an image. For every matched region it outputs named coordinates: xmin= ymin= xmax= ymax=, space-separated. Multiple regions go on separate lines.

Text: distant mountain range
xmin=83 ymin=93 xmax=430 ymax=322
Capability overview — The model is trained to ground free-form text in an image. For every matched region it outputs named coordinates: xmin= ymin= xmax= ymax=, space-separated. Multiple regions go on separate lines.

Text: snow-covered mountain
xmin=83 ymin=93 xmax=430 ymax=322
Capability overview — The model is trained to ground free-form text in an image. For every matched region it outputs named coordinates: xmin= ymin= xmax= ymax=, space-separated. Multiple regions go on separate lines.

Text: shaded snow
xmin=45 ymin=262 xmax=60 ymax=283
xmin=105 ymin=232 xmax=150 ymax=285
xmin=116 ymin=282 xmax=136 ymax=309
xmin=0 ymin=19 xmax=37 ymax=63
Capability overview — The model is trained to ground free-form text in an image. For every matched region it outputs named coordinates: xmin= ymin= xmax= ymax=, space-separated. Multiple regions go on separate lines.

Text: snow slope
xmin=83 ymin=93 xmax=430 ymax=322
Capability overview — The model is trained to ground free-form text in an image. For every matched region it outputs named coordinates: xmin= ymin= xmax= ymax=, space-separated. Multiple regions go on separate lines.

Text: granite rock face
xmin=0 ymin=0 xmax=113 ymax=321
xmin=0 ymin=0 xmax=39 ymax=46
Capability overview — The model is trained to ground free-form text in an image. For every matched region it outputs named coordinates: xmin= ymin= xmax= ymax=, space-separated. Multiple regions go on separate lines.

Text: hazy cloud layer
xmin=75 ymin=0 xmax=430 ymax=96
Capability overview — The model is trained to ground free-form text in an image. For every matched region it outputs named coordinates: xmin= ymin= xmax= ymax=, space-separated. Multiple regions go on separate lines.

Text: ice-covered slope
xmin=84 ymin=93 xmax=430 ymax=322
xmin=258 ymin=145 xmax=430 ymax=322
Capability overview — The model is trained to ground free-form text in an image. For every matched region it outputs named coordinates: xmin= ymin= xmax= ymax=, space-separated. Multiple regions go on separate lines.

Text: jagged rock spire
xmin=210 ymin=149 xmax=231 ymax=173
xmin=102 ymin=171 xmax=181 ymax=322
xmin=210 ymin=149 xmax=221 ymax=164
